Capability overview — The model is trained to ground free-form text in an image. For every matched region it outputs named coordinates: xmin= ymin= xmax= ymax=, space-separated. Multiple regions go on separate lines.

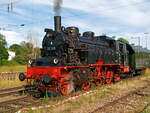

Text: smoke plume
xmin=53 ymin=0 xmax=63 ymax=16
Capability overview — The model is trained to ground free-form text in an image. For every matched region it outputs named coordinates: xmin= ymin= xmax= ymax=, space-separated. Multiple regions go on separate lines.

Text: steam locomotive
xmin=19 ymin=16 xmax=136 ymax=97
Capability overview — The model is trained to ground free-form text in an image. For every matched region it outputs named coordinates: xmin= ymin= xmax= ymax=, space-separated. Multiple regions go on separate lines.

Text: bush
xmin=13 ymin=55 xmax=28 ymax=65
xmin=0 ymin=59 xmax=19 ymax=66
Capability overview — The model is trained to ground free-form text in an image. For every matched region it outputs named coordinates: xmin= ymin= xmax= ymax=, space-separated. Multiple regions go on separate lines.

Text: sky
xmin=0 ymin=0 xmax=150 ymax=49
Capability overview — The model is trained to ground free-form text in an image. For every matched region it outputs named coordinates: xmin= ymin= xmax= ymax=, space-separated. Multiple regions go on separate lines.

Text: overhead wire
xmin=62 ymin=0 xmax=150 ymax=19
xmin=0 ymin=0 xmax=23 ymax=6
xmin=22 ymin=0 xmax=150 ymax=26
xmin=0 ymin=0 xmax=38 ymax=23
xmin=0 ymin=0 xmax=150 ymax=28
xmin=56 ymin=0 xmax=150 ymax=30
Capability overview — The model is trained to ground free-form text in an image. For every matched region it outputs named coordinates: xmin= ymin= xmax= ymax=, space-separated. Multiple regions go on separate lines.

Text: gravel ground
xmin=95 ymin=91 xmax=148 ymax=113
xmin=74 ymin=77 xmax=150 ymax=113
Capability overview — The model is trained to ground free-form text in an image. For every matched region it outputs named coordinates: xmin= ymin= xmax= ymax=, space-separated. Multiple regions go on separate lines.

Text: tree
xmin=13 ymin=54 xmax=27 ymax=65
xmin=9 ymin=41 xmax=41 ymax=65
xmin=9 ymin=42 xmax=28 ymax=65
xmin=0 ymin=34 xmax=9 ymax=65
xmin=111 ymin=36 xmax=116 ymax=39
xmin=0 ymin=34 xmax=7 ymax=46
xmin=118 ymin=37 xmax=129 ymax=44
xmin=26 ymin=29 xmax=41 ymax=59
xmin=20 ymin=40 xmax=40 ymax=60
xmin=20 ymin=41 xmax=34 ymax=60
xmin=20 ymin=41 xmax=33 ymax=55
xmin=9 ymin=44 xmax=23 ymax=55
xmin=0 ymin=43 xmax=9 ymax=59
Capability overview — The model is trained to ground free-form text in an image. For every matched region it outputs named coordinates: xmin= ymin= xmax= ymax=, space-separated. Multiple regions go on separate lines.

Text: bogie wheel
xmin=82 ymin=81 xmax=91 ymax=90
xmin=95 ymin=78 xmax=104 ymax=87
xmin=32 ymin=90 xmax=42 ymax=98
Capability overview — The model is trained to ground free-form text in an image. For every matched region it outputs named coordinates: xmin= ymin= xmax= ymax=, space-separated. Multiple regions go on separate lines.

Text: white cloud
xmin=116 ymin=32 xmax=150 ymax=49
xmin=64 ymin=17 xmax=120 ymax=35
xmin=1 ymin=0 xmax=150 ymax=28
xmin=0 ymin=30 xmax=26 ymax=46
xmin=62 ymin=0 xmax=150 ymax=27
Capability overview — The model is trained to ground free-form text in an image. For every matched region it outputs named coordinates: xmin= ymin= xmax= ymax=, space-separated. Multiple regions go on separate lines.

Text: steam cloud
xmin=53 ymin=0 xmax=63 ymax=16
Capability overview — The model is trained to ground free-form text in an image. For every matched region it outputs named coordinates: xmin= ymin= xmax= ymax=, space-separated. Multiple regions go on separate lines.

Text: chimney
xmin=54 ymin=16 xmax=61 ymax=32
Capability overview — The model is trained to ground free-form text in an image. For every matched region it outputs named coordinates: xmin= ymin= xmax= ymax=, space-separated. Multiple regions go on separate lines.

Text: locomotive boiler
xmin=19 ymin=16 xmax=135 ymax=97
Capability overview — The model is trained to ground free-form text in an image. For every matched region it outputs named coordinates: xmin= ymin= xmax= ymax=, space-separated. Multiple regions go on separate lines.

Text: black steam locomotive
xmin=19 ymin=16 xmax=136 ymax=96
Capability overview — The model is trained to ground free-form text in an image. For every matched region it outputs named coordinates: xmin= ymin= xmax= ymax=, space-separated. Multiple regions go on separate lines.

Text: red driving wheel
xmin=60 ymin=83 xmax=70 ymax=95
xmin=105 ymin=78 xmax=112 ymax=84
xmin=60 ymin=73 xmax=74 ymax=95
xmin=105 ymin=71 xmax=113 ymax=84
xmin=82 ymin=81 xmax=91 ymax=90
xmin=95 ymin=78 xmax=103 ymax=87
xmin=114 ymin=74 xmax=120 ymax=82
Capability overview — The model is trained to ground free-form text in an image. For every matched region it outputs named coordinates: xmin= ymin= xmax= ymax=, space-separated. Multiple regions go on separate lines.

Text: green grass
xmin=144 ymin=69 xmax=150 ymax=76
xmin=0 ymin=65 xmax=26 ymax=72
xmin=140 ymin=103 xmax=150 ymax=113
xmin=141 ymin=108 xmax=150 ymax=113
xmin=62 ymin=109 xmax=72 ymax=113
xmin=0 ymin=65 xmax=27 ymax=88
xmin=0 ymin=75 xmax=26 ymax=88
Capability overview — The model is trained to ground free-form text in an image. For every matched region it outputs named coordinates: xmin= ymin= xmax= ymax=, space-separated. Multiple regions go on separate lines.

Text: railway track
xmin=0 ymin=86 xmax=25 ymax=97
xmin=89 ymin=81 xmax=150 ymax=113
xmin=0 ymin=86 xmax=41 ymax=113
xmin=0 ymin=96 xmax=40 ymax=113
xmin=0 ymin=86 xmax=96 ymax=113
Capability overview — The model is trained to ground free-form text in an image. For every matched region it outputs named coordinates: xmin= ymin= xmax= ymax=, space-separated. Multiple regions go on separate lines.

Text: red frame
xmin=25 ymin=60 xmax=131 ymax=95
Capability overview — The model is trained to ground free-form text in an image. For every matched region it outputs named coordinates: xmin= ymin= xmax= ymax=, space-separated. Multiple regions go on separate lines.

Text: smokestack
xmin=54 ymin=16 xmax=61 ymax=32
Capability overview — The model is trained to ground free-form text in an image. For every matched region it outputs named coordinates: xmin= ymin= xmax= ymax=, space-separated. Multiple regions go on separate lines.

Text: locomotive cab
xmin=116 ymin=41 xmax=128 ymax=66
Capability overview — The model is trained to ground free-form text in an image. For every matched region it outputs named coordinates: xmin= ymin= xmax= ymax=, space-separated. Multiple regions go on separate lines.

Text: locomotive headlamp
xmin=53 ymin=58 xmax=59 ymax=64
xmin=47 ymin=33 xmax=53 ymax=38
xmin=28 ymin=59 xmax=32 ymax=64
xmin=70 ymin=29 xmax=74 ymax=33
